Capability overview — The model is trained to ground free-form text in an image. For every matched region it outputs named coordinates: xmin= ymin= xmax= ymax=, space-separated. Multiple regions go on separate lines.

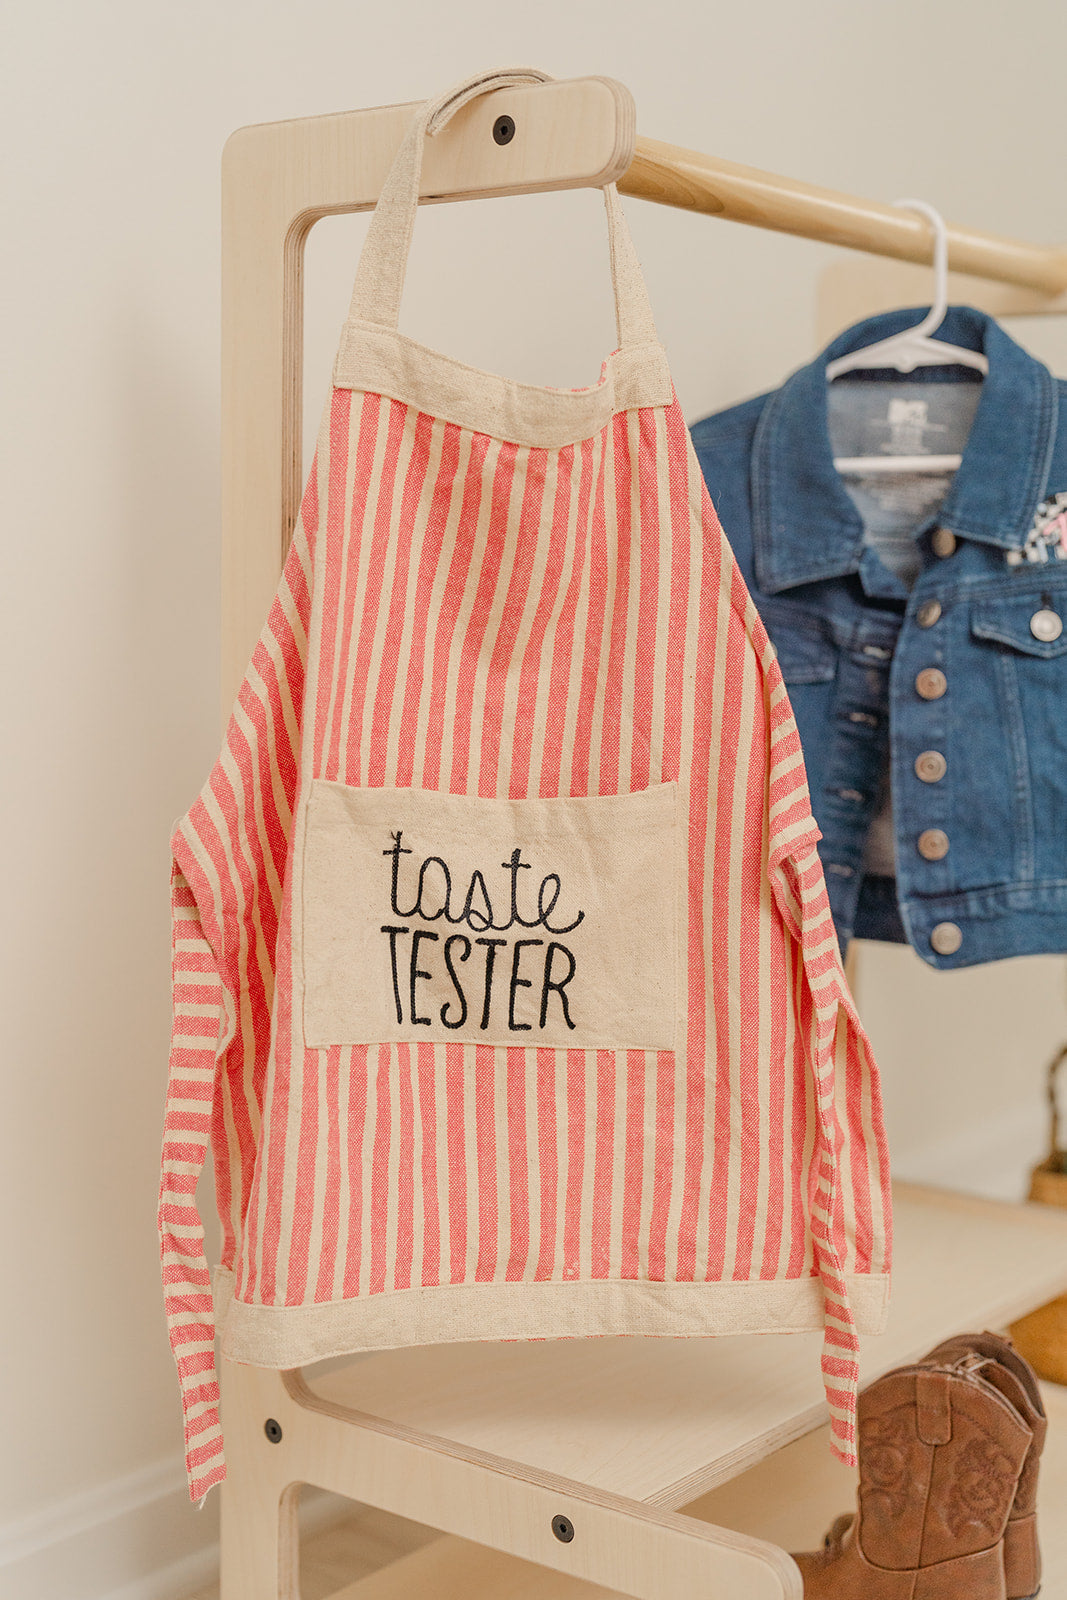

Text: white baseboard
xmin=0 ymin=1453 xmax=345 ymax=1600
xmin=0 ymin=1455 xmax=214 ymax=1600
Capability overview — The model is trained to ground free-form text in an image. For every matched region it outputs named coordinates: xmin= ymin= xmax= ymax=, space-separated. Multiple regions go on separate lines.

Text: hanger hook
xmin=893 ymin=197 xmax=949 ymax=340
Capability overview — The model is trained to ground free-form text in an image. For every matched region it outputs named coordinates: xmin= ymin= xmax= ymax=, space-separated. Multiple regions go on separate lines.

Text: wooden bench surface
xmin=308 ymin=1183 xmax=1067 ymax=1510
xmin=321 ymin=1379 xmax=1067 ymax=1600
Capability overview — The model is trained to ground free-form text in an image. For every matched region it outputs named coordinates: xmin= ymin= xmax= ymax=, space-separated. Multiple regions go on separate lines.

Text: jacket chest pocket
xmin=969 ymin=592 xmax=1067 ymax=722
xmin=970 ymin=593 xmax=1067 ymax=662
xmin=296 ymin=781 xmax=682 ymax=1053
xmin=968 ymin=590 xmax=1067 ymax=870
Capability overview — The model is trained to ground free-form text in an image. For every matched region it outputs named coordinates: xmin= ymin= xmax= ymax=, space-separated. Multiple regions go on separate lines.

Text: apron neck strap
xmin=347 ymin=68 xmax=659 ymax=351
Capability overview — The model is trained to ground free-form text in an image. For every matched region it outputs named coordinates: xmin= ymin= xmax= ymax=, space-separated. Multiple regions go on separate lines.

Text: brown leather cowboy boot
xmin=792 ymin=1355 xmax=1033 ymax=1598
xmin=923 ymin=1332 xmax=1046 ymax=1600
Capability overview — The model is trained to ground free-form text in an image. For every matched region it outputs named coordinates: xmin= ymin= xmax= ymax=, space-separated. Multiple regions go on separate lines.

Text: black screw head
xmin=264 ymin=1417 xmax=283 ymax=1444
xmin=551 ymin=1514 xmax=575 ymax=1543
xmin=492 ymin=115 xmax=516 ymax=146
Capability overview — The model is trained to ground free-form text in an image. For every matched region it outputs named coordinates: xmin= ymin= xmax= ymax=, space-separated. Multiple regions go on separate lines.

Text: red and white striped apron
xmin=160 ymin=69 xmax=891 ymax=1501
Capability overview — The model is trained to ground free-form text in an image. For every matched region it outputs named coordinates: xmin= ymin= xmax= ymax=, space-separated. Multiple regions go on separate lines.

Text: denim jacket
xmin=691 ymin=307 xmax=1067 ymax=968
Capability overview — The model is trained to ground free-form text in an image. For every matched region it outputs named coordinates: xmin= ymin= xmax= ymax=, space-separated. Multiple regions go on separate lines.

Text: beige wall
xmin=3 ymin=2 xmax=1066 ymax=1595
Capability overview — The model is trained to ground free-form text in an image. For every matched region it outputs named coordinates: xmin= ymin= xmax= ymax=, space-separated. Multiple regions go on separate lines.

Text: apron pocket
xmin=299 ymin=781 xmax=681 ymax=1052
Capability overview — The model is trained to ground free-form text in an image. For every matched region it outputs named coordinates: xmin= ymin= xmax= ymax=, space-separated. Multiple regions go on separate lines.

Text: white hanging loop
xmin=892 ymin=197 xmax=949 ymax=343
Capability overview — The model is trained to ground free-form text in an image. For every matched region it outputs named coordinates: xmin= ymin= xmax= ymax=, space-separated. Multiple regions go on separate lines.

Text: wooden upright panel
xmin=220 ymin=76 xmax=635 ymax=715
xmin=816 ymin=252 xmax=1067 ymax=344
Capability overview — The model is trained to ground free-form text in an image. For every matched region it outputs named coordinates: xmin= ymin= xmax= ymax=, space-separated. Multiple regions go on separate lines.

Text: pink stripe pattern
xmin=160 ymin=361 xmax=890 ymax=1501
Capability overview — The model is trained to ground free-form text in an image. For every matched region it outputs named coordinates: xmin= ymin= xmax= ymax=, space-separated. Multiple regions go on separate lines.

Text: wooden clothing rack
xmin=221 ymin=72 xmax=1067 ymax=711
xmin=217 ymin=76 xmax=1067 ymax=1600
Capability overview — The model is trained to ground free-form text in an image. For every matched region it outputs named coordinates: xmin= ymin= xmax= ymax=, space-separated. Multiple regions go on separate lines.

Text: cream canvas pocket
xmin=300 ymin=781 xmax=680 ymax=1051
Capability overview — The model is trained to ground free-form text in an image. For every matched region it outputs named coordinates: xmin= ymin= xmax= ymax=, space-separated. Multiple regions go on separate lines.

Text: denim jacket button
xmin=931 ymin=922 xmax=963 ymax=955
xmin=916 ymin=600 xmax=942 ymax=628
xmin=931 ymin=527 xmax=957 ymax=558
xmin=916 ymin=668 xmax=948 ymax=700
xmin=1031 ymin=608 xmax=1064 ymax=642
xmin=915 ymin=750 xmax=947 ymax=783
xmin=918 ymin=828 xmax=950 ymax=860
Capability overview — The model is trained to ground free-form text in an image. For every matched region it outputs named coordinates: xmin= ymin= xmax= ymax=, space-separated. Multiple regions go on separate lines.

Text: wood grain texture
xmin=304 ymin=1184 xmax=1067 ymax=1509
xmin=191 ymin=1381 xmax=1067 ymax=1599
xmin=327 ymin=1538 xmax=634 ymax=1599
xmin=217 ymin=1361 xmax=800 ymax=1600
xmin=623 ymin=138 xmax=1067 ymax=295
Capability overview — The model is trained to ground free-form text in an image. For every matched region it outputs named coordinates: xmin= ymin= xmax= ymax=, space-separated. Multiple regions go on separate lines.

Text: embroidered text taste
xmin=381 ymin=832 xmax=584 ymax=1034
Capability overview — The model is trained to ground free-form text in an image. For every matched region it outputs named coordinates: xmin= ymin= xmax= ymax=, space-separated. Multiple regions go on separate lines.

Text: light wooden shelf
xmin=215 ymin=1168 xmax=1067 ymax=1599
xmin=314 ymin=1380 xmax=1067 ymax=1600
xmin=307 ymin=1182 xmax=1067 ymax=1511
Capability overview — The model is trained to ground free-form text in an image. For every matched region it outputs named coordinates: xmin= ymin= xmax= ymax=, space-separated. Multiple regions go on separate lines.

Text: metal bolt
xmin=264 ymin=1418 xmax=283 ymax=1444
xmin=493 ymin=115 xmax=516 ymax=146
xmin=552 ymin=1514 xmax=575 ymax=1543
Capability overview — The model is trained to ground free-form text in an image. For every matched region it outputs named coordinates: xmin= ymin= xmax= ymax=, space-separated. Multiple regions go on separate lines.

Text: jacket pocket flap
xmin=770 ymin=628 xmax=837 ymax=684
xmin=971 ymin=595 xmax=1067 ymax=659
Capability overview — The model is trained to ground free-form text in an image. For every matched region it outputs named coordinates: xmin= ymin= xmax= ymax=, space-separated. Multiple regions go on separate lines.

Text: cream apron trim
xmin=213 ymin=1266 xmax=891 ymax=1369
xmin=334 ymin=65 xmax=669 ymax=448
xmin=333 ymin=325 xmax=673 ymax=447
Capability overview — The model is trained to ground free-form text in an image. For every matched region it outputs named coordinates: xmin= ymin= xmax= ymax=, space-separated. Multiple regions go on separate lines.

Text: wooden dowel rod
xmin=622 ymin=136 xmax=1067 ymax=295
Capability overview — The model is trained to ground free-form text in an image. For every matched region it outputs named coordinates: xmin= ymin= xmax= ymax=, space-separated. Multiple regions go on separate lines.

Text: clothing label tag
xmin=886 ymin=397 xmax=931 ymax=454
xmin=827 ymin=381 xmax=981 ymax=591
xmin=300 ymin=781 xmax=680 ymax=1051
xmin=827 ymin=379 xmax=980 ymax=465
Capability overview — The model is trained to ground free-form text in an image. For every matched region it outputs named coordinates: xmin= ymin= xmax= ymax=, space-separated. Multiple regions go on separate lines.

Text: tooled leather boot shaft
xmin=856 ymin=1367 xmax=1029 ymax=1569
xmin=923 ymin=1332 xmax=1046 ymax=1598
xmin=793 ymin=1358 xmax=1034 ymax=1599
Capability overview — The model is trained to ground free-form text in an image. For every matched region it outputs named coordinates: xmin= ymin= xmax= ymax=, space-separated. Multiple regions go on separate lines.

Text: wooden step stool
xmin=218 ymin=1185 xmax=1067 ymax=1598
xmin=216 ymin=83 xmax=1067 ymax=1600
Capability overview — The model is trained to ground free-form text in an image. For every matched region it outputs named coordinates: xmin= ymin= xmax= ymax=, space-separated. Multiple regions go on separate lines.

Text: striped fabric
xmin=159 ymin=72 xmax=890 ymax=1502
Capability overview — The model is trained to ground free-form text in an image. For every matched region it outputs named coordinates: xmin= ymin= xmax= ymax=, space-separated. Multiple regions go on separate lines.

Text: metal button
xmin=930 ymin=922 xmax=963 ymax=956
xmin=918 ymin=828 xmax=950 ymax=860
xmin=916 ymin=600 xmax=942 ymax=629
xmin=916 ymin=668 xmax=948 ymax=700
xmin=931 ymin=527 xmax=957 ymax=559
xmin=1030 ymin=608 xmax=1063 ymax=643
xmin=915 ymin=750 xmax=947 ymax=783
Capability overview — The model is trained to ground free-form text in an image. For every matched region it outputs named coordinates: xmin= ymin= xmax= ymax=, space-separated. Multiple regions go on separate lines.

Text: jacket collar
xmin=750 ymin=306 xmax=1059 ymax=595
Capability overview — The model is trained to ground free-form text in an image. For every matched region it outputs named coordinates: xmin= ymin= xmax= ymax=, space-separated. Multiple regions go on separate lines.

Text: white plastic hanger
xmin=830 ymin=198 xmax=988 ymax=474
